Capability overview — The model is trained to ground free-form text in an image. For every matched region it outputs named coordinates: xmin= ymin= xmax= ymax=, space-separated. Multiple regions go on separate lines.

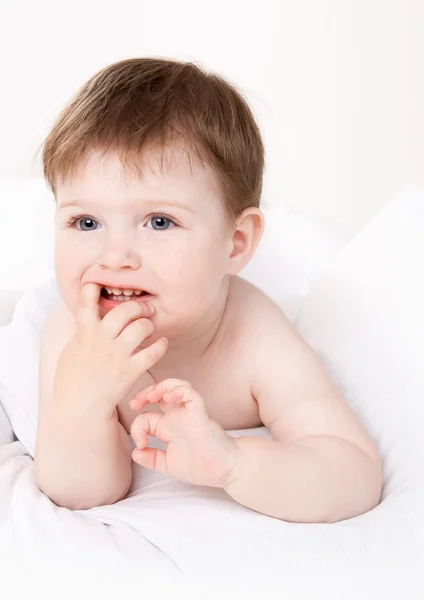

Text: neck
xmin=148 ymin=275 xmax=231 ymax=381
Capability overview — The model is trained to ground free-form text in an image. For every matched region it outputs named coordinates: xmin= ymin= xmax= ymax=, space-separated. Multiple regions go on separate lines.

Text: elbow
xmin=35 ymin=470 xmax=132 ymax=511
xmin=295 ymin=435 xmax=383 ymax=524
xmin=38 ymin=483 xmax=131 ymax=511
xmin=326 ymin=458 xmax=383 ymax=524
xmin=286 ymin=439 xmax=383 ymax=524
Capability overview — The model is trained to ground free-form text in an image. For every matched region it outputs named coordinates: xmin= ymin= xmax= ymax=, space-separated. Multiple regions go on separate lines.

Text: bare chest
xmin=117 ymin=347 xmax=262 ymax=434
xmin=49 ymin=279 xmax=264 ymax=435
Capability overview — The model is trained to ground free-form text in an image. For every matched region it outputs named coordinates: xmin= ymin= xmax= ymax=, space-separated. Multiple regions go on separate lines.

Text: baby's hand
xmin=53 ymin=283 xmax=168 ymax=416
xmin=129 ymin=379 xmax=238 ymax=487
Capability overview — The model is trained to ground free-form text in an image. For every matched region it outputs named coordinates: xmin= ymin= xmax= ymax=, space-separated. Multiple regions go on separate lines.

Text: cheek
xmin=55 ymin=234 xmax=94 ymax=273
xmin=54 ymin=237 xmax=90 ymax=312
xmin=157 ymin=236 xmax=226 ymax=287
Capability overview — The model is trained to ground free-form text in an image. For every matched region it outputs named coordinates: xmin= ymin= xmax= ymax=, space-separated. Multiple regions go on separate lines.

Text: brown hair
xmin=42 ymin=57 xmax=264 ymax=222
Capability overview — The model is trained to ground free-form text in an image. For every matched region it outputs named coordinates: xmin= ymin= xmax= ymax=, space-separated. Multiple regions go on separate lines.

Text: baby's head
xmin=43 ymin=57 xmax=264 ymax=339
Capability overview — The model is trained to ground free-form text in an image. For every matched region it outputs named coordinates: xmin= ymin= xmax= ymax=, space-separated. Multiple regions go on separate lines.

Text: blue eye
xmin=79 ymin=218 xmax=99 ymax=231
xmin=147 ymin=215 xmax=175 ymax=231
xmin=68 ymin=216 xmax=100 ymax=231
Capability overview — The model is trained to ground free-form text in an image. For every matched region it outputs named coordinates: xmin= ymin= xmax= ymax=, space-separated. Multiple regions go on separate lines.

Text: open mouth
xmin=100 ymin=287 xmax=150 ymax=302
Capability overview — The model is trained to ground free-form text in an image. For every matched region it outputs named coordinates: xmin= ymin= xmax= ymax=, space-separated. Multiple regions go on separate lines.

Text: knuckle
xmin=132 ymin=318 xmax=154 ymax=337
xmin=110 ymin=305 xmax=129 ymax=321
xmin=137 ymin=315 xmax=153 ymax=328
xmin=168 ymin=379 xmax=190 ymax=390
xmin=144 ymin=319 xmax=155 ymax=335
xmin=78 ymin=298 xmax=90 ymax=309
xmin=146 ymin=338 xmax=167 ymax=359
xmin=127 ymin=301 xmax=148 ymax=315
xmin=109 ymin=301 xmax=138 ymax=320
xmin=131 ymin=337 xmax=167 ymax=371
xmin=123 ymin=301 xmax=140 ymax=314
xmin=120 ymin=305 xmax=151 ymax=328
xmin=119 ymin=319 xmax=154 ymax=350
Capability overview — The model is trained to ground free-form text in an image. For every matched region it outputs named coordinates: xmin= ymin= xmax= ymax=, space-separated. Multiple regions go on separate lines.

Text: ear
xmin=226 ymin=208 xmax=264 ymax=275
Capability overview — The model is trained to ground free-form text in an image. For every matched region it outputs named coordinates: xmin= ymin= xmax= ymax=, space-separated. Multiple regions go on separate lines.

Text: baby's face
xmin=54 ymin=146 xmax=234 ymax=340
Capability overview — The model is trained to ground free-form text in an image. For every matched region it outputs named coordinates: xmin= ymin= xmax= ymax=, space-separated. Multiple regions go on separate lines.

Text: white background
xmin=0 ymin=0 xmax=423 ymax=234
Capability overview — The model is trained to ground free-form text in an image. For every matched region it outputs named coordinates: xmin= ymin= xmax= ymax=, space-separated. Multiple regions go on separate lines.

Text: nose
xmin=98 ymin=237 xmax=141 ymax=271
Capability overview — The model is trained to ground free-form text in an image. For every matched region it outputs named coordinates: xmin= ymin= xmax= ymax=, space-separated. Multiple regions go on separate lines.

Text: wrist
xmin=222 ymin=436 xmax=242 ymax=490
xmin=51 ymin=391 xmax=117 ymax=423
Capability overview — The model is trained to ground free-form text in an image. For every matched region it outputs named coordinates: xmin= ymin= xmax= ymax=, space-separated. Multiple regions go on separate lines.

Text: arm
xmin=225 ymin=435 xmax=381 ymax=523
xmin=34 ymin=285 xmax=168 ymax=511
xmin=225 ymin=308 xmax=382 ymax=523
xmin=34 ymin=304 xmax=132 ymax=510
xmin=35 ymin=410 xmax=132 ymax=511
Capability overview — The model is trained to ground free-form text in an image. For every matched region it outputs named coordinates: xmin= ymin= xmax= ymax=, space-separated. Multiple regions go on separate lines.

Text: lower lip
xmin=98 ymin=293 xmax=154 ymax=311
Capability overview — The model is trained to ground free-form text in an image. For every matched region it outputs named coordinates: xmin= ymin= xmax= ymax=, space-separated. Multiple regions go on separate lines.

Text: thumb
xmin=77 ymin=283 xmax=101 ymax=327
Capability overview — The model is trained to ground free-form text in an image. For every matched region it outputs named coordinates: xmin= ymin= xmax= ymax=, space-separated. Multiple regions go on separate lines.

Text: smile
xmin=100 ymin=287 xmax=149 ymax=302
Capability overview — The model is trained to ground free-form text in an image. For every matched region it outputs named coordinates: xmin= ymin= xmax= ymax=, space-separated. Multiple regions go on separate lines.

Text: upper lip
xmin=92 ymin=280 xmax=150 ymax=292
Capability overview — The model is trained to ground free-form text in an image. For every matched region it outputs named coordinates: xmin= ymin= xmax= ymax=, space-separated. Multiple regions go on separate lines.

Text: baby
xmin=34 ymin=57 xmax=382 ymax=522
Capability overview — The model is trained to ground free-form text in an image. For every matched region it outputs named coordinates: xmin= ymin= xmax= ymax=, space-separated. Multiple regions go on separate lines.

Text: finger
xmin=162 ymin=387 xmax=186 ymax=406
xmin=131 ymin=337 xmax=168 ymax=374
xmin=162 ymin=384 xmax=206 ymax=415
xmin=76 ymin=283 xmax=101 ymax=328
xmin=101 ymin=300 xmax=154 ymax=338
xmin=117 ymin=318 xmax=154 ymax=354
xmin=129 ymin=384 xmax=156 ymax=411
xmin=130 ymin=411 xmax=168 ymax=444
xmin=129 ymin=378 xmax=190 ymax=411
xmin=132 ymin=447 xmax=168 ymax=475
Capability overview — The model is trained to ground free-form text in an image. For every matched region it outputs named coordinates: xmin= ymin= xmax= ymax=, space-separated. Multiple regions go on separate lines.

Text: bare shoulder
xmin=223 ymin=275 xmax=295 ymax=379
xmin=228 ymin=276 xmax=334 ymax=392
xmin=226 ymin=275 xmax=292 ymax=342
xmin=229 ymin=276 xmax=380 ymax=465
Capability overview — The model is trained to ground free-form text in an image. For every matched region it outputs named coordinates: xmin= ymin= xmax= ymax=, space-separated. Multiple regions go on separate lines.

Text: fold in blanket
xmin=0 ymin=278 xmax=422 ymax=595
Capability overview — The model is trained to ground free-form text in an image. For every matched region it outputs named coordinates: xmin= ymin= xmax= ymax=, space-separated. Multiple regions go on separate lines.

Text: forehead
xmin=56 ymin=145 xmax=224 ymax=211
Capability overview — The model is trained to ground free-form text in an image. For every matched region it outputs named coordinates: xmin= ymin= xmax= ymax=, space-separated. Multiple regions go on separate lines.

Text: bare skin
xmin=34 ymin=147 xmax=382 ymax=521
xmin=36 ymin=275 xmax=382 ymax=521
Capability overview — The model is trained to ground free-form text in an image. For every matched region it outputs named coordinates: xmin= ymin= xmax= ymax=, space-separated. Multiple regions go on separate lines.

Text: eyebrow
xmin=58 ymin=199 xmax=196 ymax=213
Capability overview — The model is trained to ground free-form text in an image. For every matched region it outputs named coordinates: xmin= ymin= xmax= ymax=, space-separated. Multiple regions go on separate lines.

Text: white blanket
xmin=0 ymin=405 xmax=418 ymax=600
xmin=1 ymin=190 xmax=424 ymax=598
xmin=0 ymin=290 xmax=420 ymax=600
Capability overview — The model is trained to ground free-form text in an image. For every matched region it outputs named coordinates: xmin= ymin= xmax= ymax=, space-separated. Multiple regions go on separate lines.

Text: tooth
xmin=134 ymin=290 xmax=142 ymax=295
xmin=122 ymin=289 xmax=134 ymax=296
xmin=112 ymin=288 xmax=122 ymax=295
xmin=106 ymin=288 xmax=113 ymax=294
